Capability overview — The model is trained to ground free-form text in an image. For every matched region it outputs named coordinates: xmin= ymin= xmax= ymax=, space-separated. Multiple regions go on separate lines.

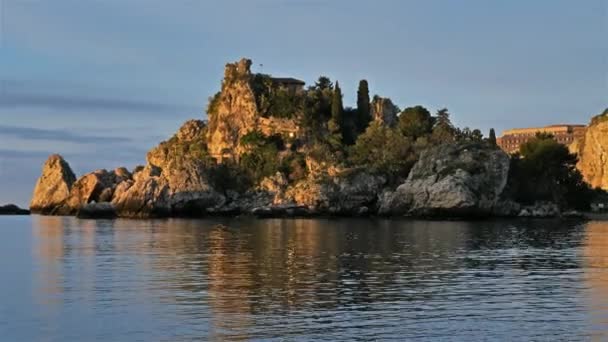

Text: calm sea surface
xmin=1 ymin=216 xmax=607 ymax=341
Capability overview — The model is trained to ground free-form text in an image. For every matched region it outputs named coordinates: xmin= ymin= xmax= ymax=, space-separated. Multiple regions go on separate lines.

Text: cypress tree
xmin=326 ymin=81 xmax=344 ymax=147
xmin=489 ymin=128 xmax=497 ymax=147
xmin=356 ymin=80 xmax=371 ymax=132
xmin=330 ymin=81 xmax=344 ymax=131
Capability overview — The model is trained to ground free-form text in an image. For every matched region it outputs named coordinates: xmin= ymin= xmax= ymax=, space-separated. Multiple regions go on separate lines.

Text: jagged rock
xmin=379 ymin=142 xmax=510 ymax=216
xmin=30 ymin=154 xmax=77 ymax=214
xmin=147 ymin=119 xmax=207 ymax=168
xmin=573 ymin=110 xmax=608 ymax=191
xmin=0 ymin=204 xmax=30 ymax=215
xmin=56 ymin=169 xmax=119 ymax=214
xmin=113 ymin=167 xmax=132 ymax=183
xmin=112 ymin=165 xmax=170 ymax=217
xmin=206 ymin=58 xmax=260 ymax=160
xmin=259 ymin=172 xmax=289 ymax=204
xmin=111 ymin=121 xmax=224 ymax=218
xmin=76 ymin=202 xmax=117 ymax=219
xmin=371 ymin=96 xmax=399 ymax=126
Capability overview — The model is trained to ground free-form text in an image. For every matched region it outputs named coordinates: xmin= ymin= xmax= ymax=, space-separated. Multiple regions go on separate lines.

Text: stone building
xmin=497 ymin=124 xmax=586 ymax=153
xmin=270 ymin=77 xmax=305 ymax=94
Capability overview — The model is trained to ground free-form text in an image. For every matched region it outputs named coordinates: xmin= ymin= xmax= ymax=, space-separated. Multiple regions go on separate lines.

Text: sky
xmin=0 ymin=0 xmax=606 ymax=207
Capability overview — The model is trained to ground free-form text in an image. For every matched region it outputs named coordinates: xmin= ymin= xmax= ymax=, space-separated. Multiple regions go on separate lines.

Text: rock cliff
xmin=573 ymin=110 xmax=608 ymax=190
xmin=30 ymin=154 xmax=77 ymax=214
xmin=30 ymin=121 xmax=224 ymax=218
xmin=206 ymin=58 xmax=260 ymax=160
xmin=112 ymin=120 xmax=224 ymax=217
xmin=371 ymin=96 xmax=399 ymax=126
xmin=379 ymin=143 xmax=510 ymax=216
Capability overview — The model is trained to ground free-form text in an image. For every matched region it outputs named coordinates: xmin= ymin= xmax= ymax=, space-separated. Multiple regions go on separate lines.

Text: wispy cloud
xmin=0 ymin=125 xmax=132 ymax=144
xmin=0 ymin=92 xmax=200 ymax=114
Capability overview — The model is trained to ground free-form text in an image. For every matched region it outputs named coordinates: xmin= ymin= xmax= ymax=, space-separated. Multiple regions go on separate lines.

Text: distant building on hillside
xmin=497 ymin=124 xmax=586 ymax=153
xmin=270 ymin=77 xmax=305 ymax=94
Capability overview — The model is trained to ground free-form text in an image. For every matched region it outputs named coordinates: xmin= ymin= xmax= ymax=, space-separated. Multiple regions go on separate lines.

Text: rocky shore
xmin=28 ymin=128 xmax=574 ymax=219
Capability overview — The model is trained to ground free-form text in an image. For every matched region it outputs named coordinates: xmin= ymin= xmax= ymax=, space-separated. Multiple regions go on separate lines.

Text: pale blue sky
xmin=1 ymin=0 xmax=606 ymax=207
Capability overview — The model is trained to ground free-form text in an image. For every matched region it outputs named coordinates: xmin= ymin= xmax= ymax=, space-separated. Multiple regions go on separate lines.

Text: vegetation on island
xmin=203 ymin=69 xmax=598 ymax=211
xmin=504 ymin=133 xmax=595 ymax=210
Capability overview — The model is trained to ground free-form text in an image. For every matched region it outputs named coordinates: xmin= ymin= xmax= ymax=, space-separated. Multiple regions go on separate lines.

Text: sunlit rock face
xmin=379 ymin=142 xmax=510 ymax=216
xmin=30 ymin=154 xmax=76 ymax=214
xmin=113 ymin=120 xmax=224 ymax=217
xmin=573 ymin=113 xmax=608 ymax=191
xmin=371 ymin=96 xmax=399 ymax=127
xmin=206 ymin=58 xmax=260 ymax=160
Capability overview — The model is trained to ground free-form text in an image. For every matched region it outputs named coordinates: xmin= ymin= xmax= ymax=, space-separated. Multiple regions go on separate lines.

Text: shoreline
xmin=18 ymin=211 xmax=606 ymax=221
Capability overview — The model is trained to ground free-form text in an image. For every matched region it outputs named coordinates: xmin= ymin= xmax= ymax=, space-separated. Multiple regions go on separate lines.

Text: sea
xmin=1 ymin=216 xmax=607 ymax=341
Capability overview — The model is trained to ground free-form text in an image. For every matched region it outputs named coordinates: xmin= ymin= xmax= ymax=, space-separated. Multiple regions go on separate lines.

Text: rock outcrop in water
xmin=30 ymin=154 xmax=77 ymax=214
xmin=30 ymin=121 xmax=224 ymax=218
xmin=572 ymin=110 xmax=608 ymax=191
xmin=31 ymin=57 xmax=586 ymax=219
xmin=0 ymin=204 xmax=30 ymax=215
xmin=379 ymin=143 xmax=510 ymax=216
xmin=111 ymin=120 xmax=225 ymax=217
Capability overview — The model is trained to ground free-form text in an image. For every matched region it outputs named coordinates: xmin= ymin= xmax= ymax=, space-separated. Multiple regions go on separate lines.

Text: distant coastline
xmin=0 ymin=204 xmax=30 ymax=215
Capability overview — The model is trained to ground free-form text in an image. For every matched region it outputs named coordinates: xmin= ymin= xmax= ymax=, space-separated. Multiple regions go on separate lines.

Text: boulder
xmin=30 ymin=154 xmax=77 ymax=214
xmin=285 ymin=170 xmax=386 ymax=214
xmin=56 ymin=169 xmax=120 ymax=215
xmin=379 ymin=142 xmax=510 ymax=217
xmin=111 ymin=165 xmax=170 ymax=218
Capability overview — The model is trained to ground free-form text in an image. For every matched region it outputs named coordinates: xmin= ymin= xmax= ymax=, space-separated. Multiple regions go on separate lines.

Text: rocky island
xmin=29 ymin=58 xmax=607 ymax=219
xmin=0 ymin=204 xmax=30 ymax=215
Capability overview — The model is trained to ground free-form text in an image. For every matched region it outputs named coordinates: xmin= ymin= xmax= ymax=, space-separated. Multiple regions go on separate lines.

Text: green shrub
xmin=506 ymin=134 xmax=593 ymax=209
xmin=348 ymin=122 xmax=416 ymax=178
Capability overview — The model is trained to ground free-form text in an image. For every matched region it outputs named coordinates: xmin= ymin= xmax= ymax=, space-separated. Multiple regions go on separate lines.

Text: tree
xmin=349 ymin=122 xmax=416 ymax=178
xmin=471 ymin=129 xmax=483 ymax=142
xmin=314 ymin=76 xmax=333 ymax=90
xmin=431 ymin=108 xmax=456 ymax=143
xmin=397 ymin=106 xmax=433 ymax=140
xmin=328 ymin=81 xmax=344 ymax=146
xmin=342 ymin=107 xmax=359 ymax=146
xmin=455 ymin=127 xmax=483 ymax=142
xmin=506 ymin=133 xmax=593 ymax=209
xmin=356 ymin=80 xmax=371 ymax=133
xmin=488 ymin=128 xmax=497 ymax=147
xmin=239 ymin=131 xmax=282 ymax=183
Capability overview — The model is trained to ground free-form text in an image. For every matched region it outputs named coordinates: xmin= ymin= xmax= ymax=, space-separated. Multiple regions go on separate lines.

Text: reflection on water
xmin=1 ymin=217 xmax=606 ymax=340
xmin=583 ymin=221 xmax=608 ymax=336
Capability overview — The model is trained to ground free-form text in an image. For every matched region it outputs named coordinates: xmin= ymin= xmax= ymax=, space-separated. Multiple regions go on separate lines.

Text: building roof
xmin=501 ymin=124 xmax=586 ymax=136
xmin=271 ymin=77 xmax=305 ymax=85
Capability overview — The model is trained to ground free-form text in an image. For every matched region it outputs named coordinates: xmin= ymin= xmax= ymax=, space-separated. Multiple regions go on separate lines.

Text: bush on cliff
xmin=348 ymin=122 xmax=416 ymax=179
xmin=239 ymin=130 xmax=283 ymax=183
xmin=252 ymin=74 xmax=304 ymax=119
